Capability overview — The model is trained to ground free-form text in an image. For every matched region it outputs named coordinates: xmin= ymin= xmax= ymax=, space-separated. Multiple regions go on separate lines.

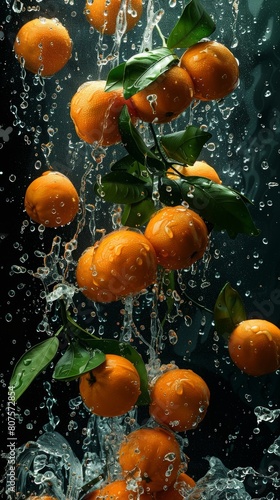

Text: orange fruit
xmin=155 ymin=472 xmax=196 ymax=499
xmin=76 ymin=245 xmax=118 ymax=303
xmin=228 ymin=319 xmax=280 ymax=376
xmin=130 ymin=65 xmax=194 ymax=124
xmin=14 ymin=17 xmax=72 ymax=77
xmin=26 ymin=497 xmax=57 ymax=500
xmin=144 ymin=205 xmax=208 ymax=271
xmin=70 ymin=80 xmax=135 ymax=146
xmin=180 ymin=40 xmax=239 ymax=101
xmin=118 ymin=426 xmax=181 ymax=493
xmin=24 ymin=170 xmax=79 ymax=228
xmin=79 ymin=354 xmax=141 ymax=417
xmin=84 ymin=0 xmax=143 ymax=36
xmin=87 ymin=479 xmax=154 ymax=499
xmin=149 ymin=368 xmax=210 ymax=432
xmin=167 ymin=160 xmax=222 ymax=184
xmin=90 ymin=228 xmax=158 ymax=300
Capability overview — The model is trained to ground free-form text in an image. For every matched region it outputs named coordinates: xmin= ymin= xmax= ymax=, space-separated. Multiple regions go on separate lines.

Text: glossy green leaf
xmin=105 ymin=62 xmax=126 ymax=92
xmin=167 ymin=0 xmax=216 ymax=49
xmin=119 ymin=106 xmax=165 ymax=171
xmin=94 ymin=171 xmax=149 ymax=204
xmin=53 ymin=342 xmax=106 ymax=381
xmin=214 ymin=282 xmax=247 ymax=338
xmin=159 ymin=176 xmax=260 ymax=238
xmin=121 ymin=198 xmax=156 ymax=227
xmin=160 ymin=126 xmax=212 ymax=165
xmin=9 ymin=337 xmax=59 ymax=401
xmin=123 ymin=48 xmax=179 ymax=99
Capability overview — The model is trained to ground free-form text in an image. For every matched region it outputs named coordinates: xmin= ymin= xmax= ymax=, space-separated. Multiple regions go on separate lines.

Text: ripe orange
xmin=87 ymin=479 xmax=154 ymax=499
xmin=228 ymin=319 xmax=280 ymax=376
xmin=90 ymin=228 xmax=158 ymax=299
xmin=79 ymin=354 xmax=141 ymax=417
xmin=155 ymin=472 xmax=196 ymax=499
xmin=118 ymin=426 xmax=181 ymax=493
xmin=130 ymin=65 xmax=194 ymax=124
xmin=70 ymin=80 xmax=135 ymax=146
xmin=84 ymin=0 xmax=143 ymax=36
xmin=149 ymin=368 xmax=210 ymax=432
xmin=144 ymin=205 xmax=208 ymax=271
xmin=26 ymin=497 xmax=57 ymax=500
xmin=76 ymin=245 xmax=118 ymax=303
xmin=167 ymin=160 xmax=222 ymax=184
xmin=24 ymin=170 xmax=79 ymax=228
xmin=180 ymin=40 xmax=239 ymax=101
xmin=14 ymin=17 xmax=72 ymax=77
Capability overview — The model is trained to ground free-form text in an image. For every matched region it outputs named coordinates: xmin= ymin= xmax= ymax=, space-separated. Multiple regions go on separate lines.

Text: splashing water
xmin=1 ymin=0 xmax=280 ymax=498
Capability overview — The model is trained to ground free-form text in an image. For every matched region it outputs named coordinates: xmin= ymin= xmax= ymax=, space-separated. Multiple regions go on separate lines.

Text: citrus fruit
xmin=70 ymin=80 xmax=135 ymax=146
xmin=155 ymin=472 xmax=196 ymax=499
xmin=14 ymin=17 xmax=72 ymax=77
xmin=79 ymin=354 xmax=141 ymax=417
xmin=84 ymin=0 xmax=143 ymax=35
xmin=144 ymin=205 xmax=208 ymax=270
xmin=118 ymin=426 xmax=181 ymax=493
xmin=228 ymin=319 xmax=280 ymax=376
xmin=76 ymin=245 xmax=118 ymax=303
xmin=167 ymin=160 xmax=222 ymax=184
xmin=24 ymin=170 xmax=79 ymax=228
xmin=87 ymin=479 xmax=154 ymax=499
xmin=130 ymin=65 xmax=194 ymax=123
xmin=180 ymin=40 xmax=239 ymax=101
xmin=26 ymin=497 xmax=57 ymax=500
xmin=90 ymin=228 xmax=158 ymax=299
xmin=149 ymin=368 xmax=210 ymax=432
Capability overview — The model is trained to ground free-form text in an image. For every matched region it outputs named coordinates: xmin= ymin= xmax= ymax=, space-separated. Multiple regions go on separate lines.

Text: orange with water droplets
xmin=167 ymin=160 xmax=222 ymax=184
xmin=84 ymin=0 xmax=143 ymax=36
xmin=130 ymin=65 xmax=194 ymax=124
xmin=180 ymin=40 xmax=239 ymax=101
xmin=79 ymin=354 xmax=141 ymax=417
xmin=118 ymin=426 xmax=181 ymax=493
xmin=76 ymin=245 xmax=118 ymax=303
xmin=90 ymin=228 xmax=158 ymax=300
xmin=85 ymin=479 xmax=154 ymax=499
xmin=149 ymin=368 xmax=210 ymax=432
xmin=144 ymin=205 xmax=208 ymax=271
xmin=24 ymin=170 xmax=79 ymax=228
xmin=228 ymin=318 xmax=280 ymax=376
xmin=14 ymin=17 xmax=72 ymax=77
xmin=155 ymin=472 xmax=196 ymax=499
xmin=70 ymin=80 xmax=136 ymax=146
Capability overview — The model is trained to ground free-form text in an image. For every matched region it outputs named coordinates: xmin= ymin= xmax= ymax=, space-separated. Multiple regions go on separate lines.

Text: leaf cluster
xmin=10 ymin=301 xmax=149 ymax=405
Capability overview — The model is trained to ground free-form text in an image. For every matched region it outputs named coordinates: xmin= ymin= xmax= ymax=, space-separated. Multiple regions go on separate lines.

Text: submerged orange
xmin=180 ymin=40 xmax=239 ymax=101
xmin=14 ymin=17 xmax=72 ymax=77
xmin=228 ymin=318 xmax=280 ymax=376
xmin=79 ymin=354 xmax=141 ymax=417
xmin=24 ymin=170 xmax=79 ymax=228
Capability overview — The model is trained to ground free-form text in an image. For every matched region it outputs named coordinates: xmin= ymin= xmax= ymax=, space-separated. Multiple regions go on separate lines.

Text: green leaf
xmin=73 ymin=335 xmax=150 ymax=405
xmin=167 ymin=0 xmax=216 ymax=49
xmin=105 ymin=62 xmax=126 ymax=92
xmin=121 ymin=198 xmax=156 ymax=227
xmin=123 ymin=48 xmax=179 ymax=99
xmin=214 ymin=282 xmax=247 ymax=339
xmin=159 ymin=176 xmax=260 ymax=238
xmin=160 ymin=126 xmax=212 ymax=165
xmin=53 ymin=342 xmax=106 ymax=381
xmin=9 ymin=337 xmax=59 ymax=401
xmin=119 ymin=106 xmax=165 ymax=171
xmin=94 ymin=171 xmax=149 ymax=204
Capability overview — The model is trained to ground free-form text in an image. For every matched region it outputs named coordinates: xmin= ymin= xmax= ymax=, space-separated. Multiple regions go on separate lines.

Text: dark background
xmin=1 ymin=0 xmax=280 ymax=497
